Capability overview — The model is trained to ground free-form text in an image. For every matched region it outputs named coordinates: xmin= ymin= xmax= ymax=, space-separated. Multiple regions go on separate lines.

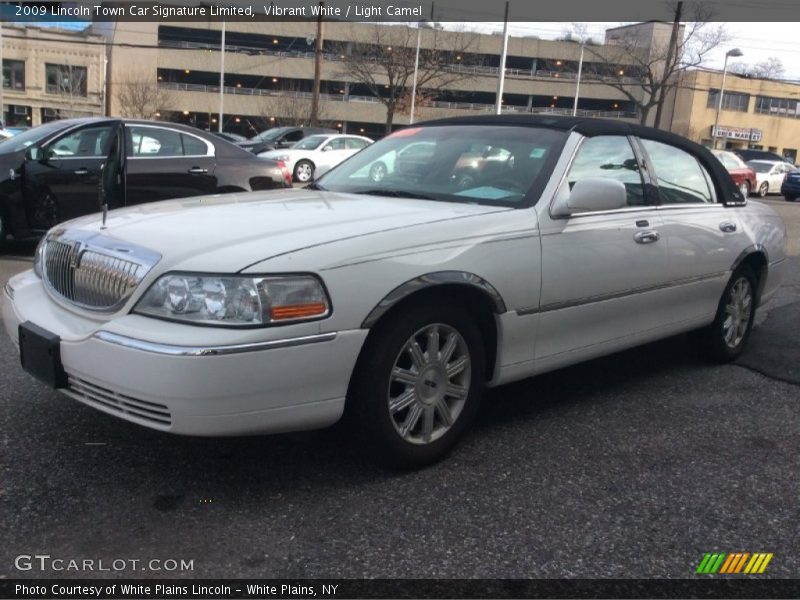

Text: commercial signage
xmin=711 ymin=125 xmax=763 ymax=142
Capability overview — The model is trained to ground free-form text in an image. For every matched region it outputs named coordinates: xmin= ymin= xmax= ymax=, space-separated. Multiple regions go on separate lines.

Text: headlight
xmin=133 ymin=273 xmax=331 ymax=326
xmin=32 ymin=236 xmax=46 ymax=278
xmin=276 ymin=154 xmax=291 ymax=162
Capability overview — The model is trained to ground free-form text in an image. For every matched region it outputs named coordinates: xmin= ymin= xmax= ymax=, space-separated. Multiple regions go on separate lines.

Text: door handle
xmin=188 ymin=167 xmax=208 ymax=174
xmin=74 ymin=168 xmax=90 ymax=176
xmin=634 ymin=230 xmax=661 ymax=244
xmin=719 ymin=221 xmax=737 ymax=233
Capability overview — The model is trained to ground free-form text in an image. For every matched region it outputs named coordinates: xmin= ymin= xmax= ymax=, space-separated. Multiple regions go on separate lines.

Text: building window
xmin=754 ymin=95 xmax=800 ymax=118
xmin=707 ymin=89 xmax=750 ymax=112
xmin=2 ymin=60 xmax=25 ymax=91
xmin=45 ymin=64 xmax=88 ymax=96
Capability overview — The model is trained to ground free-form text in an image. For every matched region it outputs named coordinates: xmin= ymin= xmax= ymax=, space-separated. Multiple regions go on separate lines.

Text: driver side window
xmin=567 ymin=136 xmax=649 ymax=207
xmin=49 ymin=126 xmax=113 ymax=158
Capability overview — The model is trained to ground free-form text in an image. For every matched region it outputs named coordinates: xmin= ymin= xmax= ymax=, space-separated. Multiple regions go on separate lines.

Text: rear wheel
xmin=695 ymin=265 xmax=757 ymax=362
xmin=739 ymin=181 xmax=750 ymax=199
xmin=293 ymin=160 xmax=315 ymax=183
xmin=758 ymin=182 xmax=769 ymax=197
xmin=348 ymin=303 xmax=485 ymax=468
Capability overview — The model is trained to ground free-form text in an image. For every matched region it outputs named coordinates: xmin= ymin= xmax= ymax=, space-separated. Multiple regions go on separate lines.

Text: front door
xmin=536 ymin=135 xmax=670 ymax=363
xmin=124 ymin=124 xmax=217 ymax=205
xmin=23 ymin=122 xmax=117 ymax=228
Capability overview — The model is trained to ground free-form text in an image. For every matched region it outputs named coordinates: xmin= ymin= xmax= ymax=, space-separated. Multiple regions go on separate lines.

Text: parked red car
xmin=712 ymin=150 xmax=757 ymax=198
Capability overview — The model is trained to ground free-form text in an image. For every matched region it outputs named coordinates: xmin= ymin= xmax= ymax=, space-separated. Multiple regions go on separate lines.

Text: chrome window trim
xmin=126 ymin=123 xmax=215 ymax=158
xmin=93 ymin=331 xmax=337 ymax=356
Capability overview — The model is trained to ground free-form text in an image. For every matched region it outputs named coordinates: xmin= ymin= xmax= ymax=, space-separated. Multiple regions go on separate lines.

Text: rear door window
xmin=640 ymin=139 xmax=715 ymax=204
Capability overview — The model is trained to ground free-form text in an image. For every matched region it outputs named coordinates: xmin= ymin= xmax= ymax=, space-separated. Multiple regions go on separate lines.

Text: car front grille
xmin=41 ymin=230 xmax=160 ymax=311
xmin=65 ymin=376 xmax=172 ymax=427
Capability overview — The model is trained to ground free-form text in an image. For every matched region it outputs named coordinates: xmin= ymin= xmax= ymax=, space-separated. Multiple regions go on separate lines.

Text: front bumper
xmin=3 ymin=270 xmax=368 ymax=436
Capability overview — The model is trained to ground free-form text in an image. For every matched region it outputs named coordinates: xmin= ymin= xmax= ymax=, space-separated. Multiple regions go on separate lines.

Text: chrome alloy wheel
xmin=723 ymin=277 xmax=753 ymax=348
xmin=387 ymin=323 xmax=471 ymax=445
xmin=295 ymin=162 xmax=313 ymax=182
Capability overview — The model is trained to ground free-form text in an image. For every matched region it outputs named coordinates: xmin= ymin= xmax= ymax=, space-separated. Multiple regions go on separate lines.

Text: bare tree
xmin=115 ymin=69 xmax=171 ymax=119
xmin=334 ymin=25 xmax=479 ymax=134
xmin=258 ymin=81 xmax=331 ymax=127
xmin=729 ymin=57 xmax=785 ymax=80
xmin=586 ymin=5 xmax=729 ymax=127
xmin=49 ymin=62 xmax=89 ymax=117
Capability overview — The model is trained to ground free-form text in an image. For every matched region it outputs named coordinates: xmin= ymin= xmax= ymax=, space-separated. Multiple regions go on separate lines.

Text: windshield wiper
xmin=353 ymin=188 xmax=436 ymax=200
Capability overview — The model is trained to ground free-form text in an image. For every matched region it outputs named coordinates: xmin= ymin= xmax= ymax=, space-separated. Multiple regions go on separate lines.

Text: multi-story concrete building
xmin=1 ymin=23 xmax=106 ymax=127
xmin=98 ymin=20 xmax=672 ymax=138
xmin=671 ymin=69 xmax=800 ymax=163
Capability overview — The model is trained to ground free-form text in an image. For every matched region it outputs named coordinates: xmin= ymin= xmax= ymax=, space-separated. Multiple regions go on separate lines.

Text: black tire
xmin=784 ymin=195 xmax=796 ymax=202
xmin=758 ymin=182 xmax=769 ymax=197
xmin=347 ymin=301 xmax=486 ymax=468
xmin=695 ymin=265 xmax=757 ymax=363
xmin=293 ymin=160 xmax=315 ymax=183
xmin=369 ymin=161 xmax=388 ymax=183
xmin=0 ymin=203 xmax=8 ymax=250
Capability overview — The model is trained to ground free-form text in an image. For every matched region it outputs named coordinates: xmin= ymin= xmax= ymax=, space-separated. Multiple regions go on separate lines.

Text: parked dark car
xmin=210 ymin=131 xmax=247 ymax=143
xmin=0 ymin=118 xmax=292 ymax=246
xmin=781 ymin=168 xmax=800 ymax=201
xmin=733 ymin=148 xmax=793 ymax=165
xmin=238 ymin=126 xmax=337 ymax=155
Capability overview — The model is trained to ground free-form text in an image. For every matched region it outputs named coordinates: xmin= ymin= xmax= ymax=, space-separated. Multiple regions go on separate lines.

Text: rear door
xmin=124 ymin=124 xmax=217 ymax=205
xmin=23 ymin=121 xmax=117 ymax=227
xmin=639 ymin=137 xmax=748 ymax=325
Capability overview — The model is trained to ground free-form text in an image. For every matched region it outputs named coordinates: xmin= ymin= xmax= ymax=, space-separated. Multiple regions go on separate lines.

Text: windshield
xmin=747 ymin=161 xmax=776 ymax=173
xmin=292 ymin=136 xmax=327 ymax=150
xmin=0 ymin=120 xmax=71 ymax=154
xmin=250 ymin=127 xmax=288 ymax=142
xmin=314 ymin=125 xmax=565 ymax=207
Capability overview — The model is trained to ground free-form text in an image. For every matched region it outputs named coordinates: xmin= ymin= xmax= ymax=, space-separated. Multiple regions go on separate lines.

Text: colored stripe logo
xmin=696 ymin=552 xmax=773 ymax=574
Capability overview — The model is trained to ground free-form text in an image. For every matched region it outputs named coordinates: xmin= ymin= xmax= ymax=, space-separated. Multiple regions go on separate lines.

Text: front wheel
xmin=348 ymin=303 xmax=485 ymax=468
xmin=695 ymin=265 xmax=757 ymax=362
xmin=293 ymin=160 xmax=315 ymax=183
xmin=758 ymin=182 xmax=769 ymax=197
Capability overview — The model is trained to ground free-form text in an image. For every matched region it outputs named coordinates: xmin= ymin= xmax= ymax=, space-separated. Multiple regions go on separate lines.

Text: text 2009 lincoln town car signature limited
xmin=2 ymin=116 xmax=787 ymax=467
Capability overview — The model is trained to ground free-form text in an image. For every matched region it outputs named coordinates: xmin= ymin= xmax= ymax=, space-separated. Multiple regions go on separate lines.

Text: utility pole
xmin=310 ymin=2 xmax=324 ymax=126
xmin=494 ymin=1 xmax=509 ymax=115
xmin=218 ymin=20 xmax=225 ymax=133
xmin=653 ymin=1 xmax=682 ymax=129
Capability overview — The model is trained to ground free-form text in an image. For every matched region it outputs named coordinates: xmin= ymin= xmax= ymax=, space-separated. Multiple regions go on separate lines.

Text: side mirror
xmin=321 ymin=145 xmax=333 ymax=152
xmin=552 ymin=177 xmax=627 ymax=217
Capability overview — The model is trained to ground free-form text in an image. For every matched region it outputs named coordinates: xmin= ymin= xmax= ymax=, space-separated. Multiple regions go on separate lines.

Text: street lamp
xmin=567 ymin=34 xmax=598 ymax=117
xmin=713 ymin=47 xmax=744 ymax=149
xmin=409 ymin=21 xmax=435 ymax=125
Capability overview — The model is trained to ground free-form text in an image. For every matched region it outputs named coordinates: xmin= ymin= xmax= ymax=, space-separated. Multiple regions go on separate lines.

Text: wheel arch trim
xmin=361 ymin=271 xmax=507 ymax=329
xmin=730 ymin=244 xmax=770 ymax=306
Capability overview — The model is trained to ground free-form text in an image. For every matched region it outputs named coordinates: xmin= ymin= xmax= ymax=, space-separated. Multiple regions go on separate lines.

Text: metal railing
xmin=157 ymin=39 xmax=641 ymax=84
xmin=158 ymin=81 xmax=639 ymax=120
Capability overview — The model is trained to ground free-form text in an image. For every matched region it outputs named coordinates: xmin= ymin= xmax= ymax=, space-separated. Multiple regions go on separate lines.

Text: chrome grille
xmin=42 ymin=230 xmax=160 ymax=311
xmin=65 ymin=376 xmax=172 ymax=427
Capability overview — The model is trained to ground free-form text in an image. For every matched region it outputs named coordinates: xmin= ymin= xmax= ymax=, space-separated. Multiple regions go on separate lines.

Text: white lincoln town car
xmin=2 ymin=116 xmax=787 ymax=467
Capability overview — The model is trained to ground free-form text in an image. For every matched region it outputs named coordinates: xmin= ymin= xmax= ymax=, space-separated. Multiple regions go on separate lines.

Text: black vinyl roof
xmin=419 ymin=114 xmax=743 ymax=204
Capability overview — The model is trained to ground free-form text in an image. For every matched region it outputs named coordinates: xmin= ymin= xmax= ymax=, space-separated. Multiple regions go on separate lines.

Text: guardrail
xmin=158 ymin=82 xmax=639 ymax=120
xmin=157 ymin=39 xmax=641 ymax=84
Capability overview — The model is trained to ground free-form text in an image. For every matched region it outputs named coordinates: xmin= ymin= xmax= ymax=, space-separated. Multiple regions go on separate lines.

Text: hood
xmin=63 ymin=189 xmax=510 ymax=273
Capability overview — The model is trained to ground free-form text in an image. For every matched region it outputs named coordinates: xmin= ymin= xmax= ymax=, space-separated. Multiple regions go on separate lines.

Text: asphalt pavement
xmin=0 ymin=198 xmax=798 ymax=579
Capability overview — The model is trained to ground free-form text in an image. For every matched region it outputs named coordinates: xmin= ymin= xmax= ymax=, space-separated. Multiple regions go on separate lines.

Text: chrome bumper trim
xmin=93 ymin=331 xmax=337 ymax=356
